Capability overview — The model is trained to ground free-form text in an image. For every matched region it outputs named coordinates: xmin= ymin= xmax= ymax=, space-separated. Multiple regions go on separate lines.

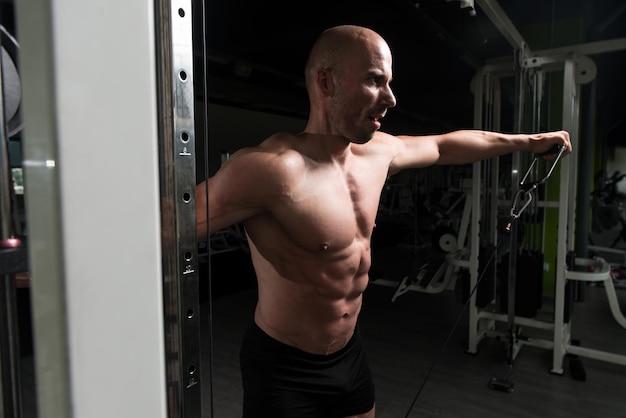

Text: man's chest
xmin=271 ymin=166 xmax=388 ymax=250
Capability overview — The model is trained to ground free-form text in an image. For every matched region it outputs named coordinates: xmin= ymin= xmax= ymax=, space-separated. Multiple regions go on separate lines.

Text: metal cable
xmin=404 ymin=235 xmax=509 ymax=417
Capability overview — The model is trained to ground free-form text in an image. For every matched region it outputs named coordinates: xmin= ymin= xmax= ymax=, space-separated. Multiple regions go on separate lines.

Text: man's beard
xmin=329 ymin=99 xmax=375 ymax=144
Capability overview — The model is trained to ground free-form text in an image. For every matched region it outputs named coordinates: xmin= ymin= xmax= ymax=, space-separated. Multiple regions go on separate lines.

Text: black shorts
xmin=240 ymin=322 xmax=375 ymax=418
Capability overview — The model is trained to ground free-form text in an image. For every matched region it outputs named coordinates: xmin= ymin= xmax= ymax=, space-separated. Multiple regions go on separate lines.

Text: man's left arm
xmin=389 ymin=130 xmax=571 ymax=172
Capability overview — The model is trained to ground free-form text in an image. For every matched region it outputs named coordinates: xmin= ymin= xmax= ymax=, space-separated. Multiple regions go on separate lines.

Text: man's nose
xmin=384 ymin=85 xmax=397 ymax=108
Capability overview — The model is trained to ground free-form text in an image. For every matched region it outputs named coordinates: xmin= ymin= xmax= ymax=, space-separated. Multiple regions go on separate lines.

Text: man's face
xmin=329 ymin=40 xmax=397 ymax=144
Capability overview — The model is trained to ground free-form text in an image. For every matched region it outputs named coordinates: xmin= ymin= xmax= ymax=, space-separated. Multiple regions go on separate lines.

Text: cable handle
xmin=533 ymin=143 xmax=566 ymax=158
xmin=520 ymin=144 xmax=567 ymax=188
xmin=505 ymin=144 xmax=567 ymax=233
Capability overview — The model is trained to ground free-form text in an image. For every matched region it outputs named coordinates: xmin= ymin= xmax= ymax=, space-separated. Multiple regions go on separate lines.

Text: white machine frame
xmin=466 ymin=0 xmax=626 ymax=374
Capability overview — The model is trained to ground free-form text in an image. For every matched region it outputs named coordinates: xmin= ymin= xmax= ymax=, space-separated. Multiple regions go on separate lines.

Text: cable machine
xmin=468 ymin=0 xmax=626 ymax=380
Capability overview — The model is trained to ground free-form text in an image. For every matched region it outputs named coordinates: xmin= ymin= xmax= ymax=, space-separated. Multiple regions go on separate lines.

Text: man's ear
xmin=316 ymin=68 xmax=335 ymax=97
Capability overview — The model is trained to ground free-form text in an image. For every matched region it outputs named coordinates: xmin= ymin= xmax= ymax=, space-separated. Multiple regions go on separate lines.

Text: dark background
xmin=197 ymin=0 xmax=626 ymax=147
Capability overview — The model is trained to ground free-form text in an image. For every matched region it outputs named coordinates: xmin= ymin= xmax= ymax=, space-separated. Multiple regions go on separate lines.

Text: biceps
xmin=389 ymin=136 xmax=440 ymax=174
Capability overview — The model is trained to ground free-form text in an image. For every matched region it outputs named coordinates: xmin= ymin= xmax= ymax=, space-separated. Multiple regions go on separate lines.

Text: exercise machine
xmin=467 ymin=0 xmax=626 ymax=382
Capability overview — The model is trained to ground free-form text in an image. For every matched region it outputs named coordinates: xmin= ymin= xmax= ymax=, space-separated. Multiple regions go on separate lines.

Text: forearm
xmin=436 ymin=129 xmax=570 ymax=165
xmin=436 ymin=130 xmax=531 ymax=165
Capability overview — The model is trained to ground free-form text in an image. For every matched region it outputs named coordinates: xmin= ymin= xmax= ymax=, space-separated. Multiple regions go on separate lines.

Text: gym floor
xmin=204 ymin=247 xmax=626 ymax=418
xmin=17 ymin=244 xmax=626 ymax=417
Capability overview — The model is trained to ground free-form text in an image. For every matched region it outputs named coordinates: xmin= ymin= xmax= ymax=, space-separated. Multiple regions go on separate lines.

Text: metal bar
xmin=466 ymin=68 xmax=485 ymax=354
xmin=490 ymin=78 xmax=501 ymax=246
xmin=566 ymin=60 xmax=581 ymax=252
xmin=551 ymin=54 xmax=577 ymax=375
xmin=154 ymin=0 xmax=202 ymax=416
xmin=567 ymin=345 xmax=626 ymax=367
xmin=492 ymin=37 xmax=626 ymax=70
xmin=503 ymin=49 xmax=526 ymax=365
xmin=475 ymin=0 xmax=528 ymax=52
xmin=574 ymin=81 xmax=595 ymax=266
xmin=533 ymin=37 xmax=626 ymax=58
xmin=478 ymin=311 xmax=555 ymax=330
xmin=0 ymin=53 xmax=11 ymax=243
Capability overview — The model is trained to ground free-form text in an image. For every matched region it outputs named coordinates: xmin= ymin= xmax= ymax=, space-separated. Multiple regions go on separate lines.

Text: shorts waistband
xmin=247 ymin=321 xmax=360 ymax=361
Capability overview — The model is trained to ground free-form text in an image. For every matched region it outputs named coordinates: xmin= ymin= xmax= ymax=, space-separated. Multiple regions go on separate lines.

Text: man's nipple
xmin=319 ymin=242 xmax=330 ymax=251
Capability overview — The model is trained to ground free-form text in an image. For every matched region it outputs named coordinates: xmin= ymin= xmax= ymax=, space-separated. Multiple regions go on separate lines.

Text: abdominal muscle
xmin=246 ymin=230 xmax=372 ymax=356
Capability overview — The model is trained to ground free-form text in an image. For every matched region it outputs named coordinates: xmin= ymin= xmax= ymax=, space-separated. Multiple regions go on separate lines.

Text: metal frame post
xmin=155 ymin=0 xmax=203 ymax=415
xmin=467 ymin=67 xmax=485 ymax=354
xmin=551 ymin=54 xmax=578 ymax=374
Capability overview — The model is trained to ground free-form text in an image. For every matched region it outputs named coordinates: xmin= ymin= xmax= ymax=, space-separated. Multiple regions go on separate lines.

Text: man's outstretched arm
xmin=388 ymin=129 xmax=571 ymax=174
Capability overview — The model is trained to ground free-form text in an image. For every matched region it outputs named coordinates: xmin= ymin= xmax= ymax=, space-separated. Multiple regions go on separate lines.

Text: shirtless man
xmin=196 ymin=25 xmax=571 ymax=418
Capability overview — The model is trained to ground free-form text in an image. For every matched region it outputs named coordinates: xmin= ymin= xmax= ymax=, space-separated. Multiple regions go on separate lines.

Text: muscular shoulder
xmin=372 ymin=131 xmax=440 ymax=174
xmin=353 ymin=130 xmax=403 ymax=161
xmin=256 ymin=132 xmax=309 ymax=176
xmin=227 ymin=131 xmax=300 ymax=159
xmin=219 ymin=132 xmax=306 ymax=193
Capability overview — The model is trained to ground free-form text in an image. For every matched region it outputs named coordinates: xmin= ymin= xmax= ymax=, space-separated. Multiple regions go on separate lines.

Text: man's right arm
xmin=195 ymin=147 xmax=280 ymax=240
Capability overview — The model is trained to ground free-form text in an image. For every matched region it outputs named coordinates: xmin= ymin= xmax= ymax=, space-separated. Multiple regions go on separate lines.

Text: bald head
xmin=301 ymin=25 xmax=396 ymax=142
xmin=304 ymin=25 xmax=391 ymax=91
